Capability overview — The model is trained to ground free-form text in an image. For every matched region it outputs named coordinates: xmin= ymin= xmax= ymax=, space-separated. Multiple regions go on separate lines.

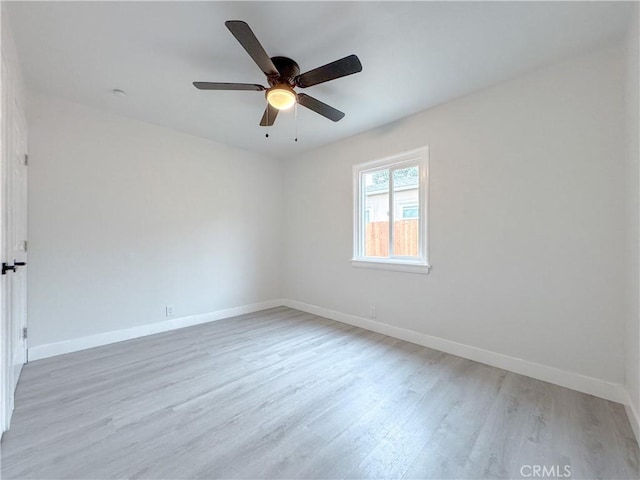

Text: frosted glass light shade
xmin=267 ymin=86 xmax=296 ymax=110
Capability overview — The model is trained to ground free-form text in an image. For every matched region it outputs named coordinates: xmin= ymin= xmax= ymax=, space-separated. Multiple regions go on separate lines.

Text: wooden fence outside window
xmin=365 ymin=219 xmax=419 ymax=257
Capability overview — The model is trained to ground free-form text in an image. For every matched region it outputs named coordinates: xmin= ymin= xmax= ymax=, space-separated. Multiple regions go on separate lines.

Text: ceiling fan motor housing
xmin=269 ymin=56 xmax=300 ymax=86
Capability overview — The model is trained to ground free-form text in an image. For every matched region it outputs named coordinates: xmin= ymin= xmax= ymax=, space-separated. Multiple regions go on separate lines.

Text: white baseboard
xmin=282 ymin=299 xmax=627 ymax=404
xmin=27 ymin=299 xmax=285 ymax=361
xmin=624 ymin=392 xmax=640 ymax=444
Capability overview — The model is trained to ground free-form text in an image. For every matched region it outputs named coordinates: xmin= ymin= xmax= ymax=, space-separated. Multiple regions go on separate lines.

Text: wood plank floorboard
xmin=0 ymin=307 xmax=637 ymax=479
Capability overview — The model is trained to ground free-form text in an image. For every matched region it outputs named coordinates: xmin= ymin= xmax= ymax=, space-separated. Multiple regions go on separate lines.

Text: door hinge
xmin=22 ymin=327 xmax=27 ymax=339
xmin=23 ymin=154 xmax=28 ymax=166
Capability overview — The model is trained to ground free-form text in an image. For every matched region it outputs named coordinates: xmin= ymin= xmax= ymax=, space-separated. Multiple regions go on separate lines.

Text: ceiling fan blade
xmin=193 ymin=82 xmax=265 ymax=91
xmin=225 ymin=20 xmax=279 ymax=77
xmin=297 ymin=94 xmax=345 ymax=122
xmin=295 ymin=54 xmax=362 ymax=88
xmin=260 ymin=104 xmax=279 ymax=126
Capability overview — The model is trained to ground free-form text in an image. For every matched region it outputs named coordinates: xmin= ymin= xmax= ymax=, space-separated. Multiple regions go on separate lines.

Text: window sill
xmin=350 ymin=259 xmax=431 ymax=275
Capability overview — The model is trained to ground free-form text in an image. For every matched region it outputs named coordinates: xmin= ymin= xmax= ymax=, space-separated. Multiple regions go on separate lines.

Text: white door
xmin=1 ymin=51 xmax=28 ymax=430
xmin=8 ymin=101 xmax=28 ymax=388
xmin=0 ymin=50 xmax=6 ymax=433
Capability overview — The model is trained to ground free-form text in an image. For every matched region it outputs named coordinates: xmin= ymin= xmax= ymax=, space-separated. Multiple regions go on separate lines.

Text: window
xmin=364 ymin=207 xmax=372 ymax=224
xmin=352 ymin=147 xmax=430 ymax=274
xmin=401 ymin=205 xmax=419 ymax=219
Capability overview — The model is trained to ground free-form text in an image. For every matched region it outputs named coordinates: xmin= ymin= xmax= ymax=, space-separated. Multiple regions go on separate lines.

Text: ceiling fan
xmin=193 ymin=20 xmax=362 ymax=127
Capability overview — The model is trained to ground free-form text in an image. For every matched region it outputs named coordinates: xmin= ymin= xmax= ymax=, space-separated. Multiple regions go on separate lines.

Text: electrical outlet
xmin=370 ymin=306 xmax=376 ymax=319
xmin=166 ymin=305 xmax=176 ymax=317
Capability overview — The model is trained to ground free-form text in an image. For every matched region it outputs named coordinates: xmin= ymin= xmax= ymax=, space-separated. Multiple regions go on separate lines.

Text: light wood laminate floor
xmin=1 ymin=307 xmax=638 ymax=479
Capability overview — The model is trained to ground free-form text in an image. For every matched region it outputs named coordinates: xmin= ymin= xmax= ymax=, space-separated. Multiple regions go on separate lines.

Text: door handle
xmin=2 ymin=263 xmax=16 ymax=275
xmin=14 ymin=261 xmax=26 ymax=267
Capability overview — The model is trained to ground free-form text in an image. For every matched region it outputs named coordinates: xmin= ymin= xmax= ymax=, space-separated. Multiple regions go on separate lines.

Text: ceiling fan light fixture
xmin=194 ymin=21 xmax=360 ymax=126
xmin=266 ymin=85 xmax=297 ymax=110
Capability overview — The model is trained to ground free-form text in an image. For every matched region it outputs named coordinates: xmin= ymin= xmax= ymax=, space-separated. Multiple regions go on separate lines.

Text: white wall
xmin=625 ymin=3 xmax=640 ymax=437
xmin=283 ymin=45 xmax=627 ymax=389
xmin=27 ymin=93 xmax=282 ymax=348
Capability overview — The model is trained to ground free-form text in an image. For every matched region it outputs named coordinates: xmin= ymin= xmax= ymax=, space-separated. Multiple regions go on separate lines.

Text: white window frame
xmin=351 ymin=146 xmax=430 ymax=274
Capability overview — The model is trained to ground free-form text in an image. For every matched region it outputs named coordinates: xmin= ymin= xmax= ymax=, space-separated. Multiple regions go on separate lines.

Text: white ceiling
xmin=7 ymin=1 xmax=631 ymax=158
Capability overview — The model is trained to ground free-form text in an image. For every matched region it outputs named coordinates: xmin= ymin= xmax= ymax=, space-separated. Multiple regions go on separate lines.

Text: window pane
xmin=393 ymin=166 xmax=419 ymax=257
xmin=363 ymin=169 xmax=389 ymax=257
xmin=402 ymin=205 xmax=419 ymax=219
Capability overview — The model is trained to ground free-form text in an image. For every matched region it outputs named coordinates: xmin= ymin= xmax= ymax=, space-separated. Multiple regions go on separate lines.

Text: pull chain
xmin=265 ymin=106 xmax=269 ymax=138
xmin=294 ymin=102 xmax=298 ymax=142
